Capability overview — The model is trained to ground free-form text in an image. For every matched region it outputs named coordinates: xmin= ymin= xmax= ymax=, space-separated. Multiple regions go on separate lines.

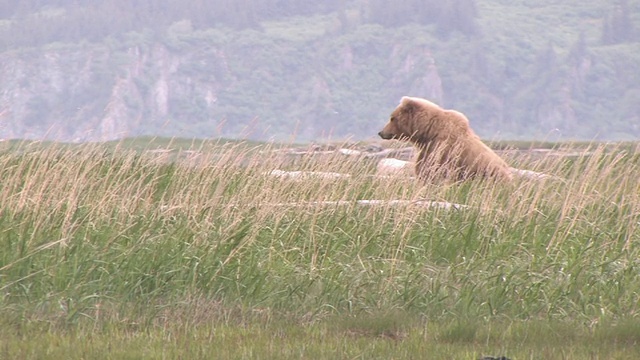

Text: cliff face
xmin=0 ymin=38 xmax=447 ymax=142
xmin=0 ymin=27 xmax=637 ymax=142
xmin=0 ymin=43 xmax=232 ymax=141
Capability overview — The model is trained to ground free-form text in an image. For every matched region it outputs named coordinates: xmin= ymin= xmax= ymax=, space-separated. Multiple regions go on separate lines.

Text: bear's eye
xmin=390 ymin=116 xmax=396 ymax=122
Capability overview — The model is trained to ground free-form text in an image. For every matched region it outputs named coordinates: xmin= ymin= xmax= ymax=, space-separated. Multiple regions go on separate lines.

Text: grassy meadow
xmin=1 ymin=138 xmax=640 ymax=359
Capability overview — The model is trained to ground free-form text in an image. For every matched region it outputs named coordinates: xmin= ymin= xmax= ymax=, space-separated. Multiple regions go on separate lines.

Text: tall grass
xmin=0 ymin=139 xmax=639 ymax=338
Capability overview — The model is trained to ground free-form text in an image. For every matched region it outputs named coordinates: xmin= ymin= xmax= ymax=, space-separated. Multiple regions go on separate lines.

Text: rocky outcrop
xmin=0 ymin=30 xmax=635 ymax=142
xmin=0 ymin=42 xmax=231 ymax=141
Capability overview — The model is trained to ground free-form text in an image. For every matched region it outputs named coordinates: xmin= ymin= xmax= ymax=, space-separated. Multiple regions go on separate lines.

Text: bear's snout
xmin=378 ymin=131 xmax=393 ymax=140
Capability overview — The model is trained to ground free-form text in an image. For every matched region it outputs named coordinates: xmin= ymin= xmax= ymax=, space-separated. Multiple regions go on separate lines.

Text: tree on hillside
xmin=567 ymin=32 xmax=588 ymax=67
xmin=368 ymin=0 xmax=442 ymax=27
xmin=366 ymin=0 xmax=479 ymax=36
xmin=534 ymin=41 xmax=558 ymax=74
xmin=0 ymin=0 xmax=20 ymax=18
xmin=601 ymin=0 xmax=636 ymax=44
xmin=436 ymin=0 xmax=480 ymax=37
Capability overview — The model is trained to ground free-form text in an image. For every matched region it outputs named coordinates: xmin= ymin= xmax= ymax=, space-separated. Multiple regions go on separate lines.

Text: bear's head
xmin=378 ymin=96 xmax=441 ymax=142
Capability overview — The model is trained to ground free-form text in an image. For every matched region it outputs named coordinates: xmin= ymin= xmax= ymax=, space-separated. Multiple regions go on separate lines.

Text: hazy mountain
xmin=0 ymin=0 xmax=639 ymax=142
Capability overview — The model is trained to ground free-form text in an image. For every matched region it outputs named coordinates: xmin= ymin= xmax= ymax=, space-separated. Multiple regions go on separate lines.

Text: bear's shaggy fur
xmin=378 ymin=96 xmax=512 ymax=181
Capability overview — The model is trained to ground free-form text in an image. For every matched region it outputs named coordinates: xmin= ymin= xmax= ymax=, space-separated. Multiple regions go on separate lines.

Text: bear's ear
xmin=400 ymin=96 xmax=417 ymax=114
xmin=400 ymin=96 xmax=413 ymax=105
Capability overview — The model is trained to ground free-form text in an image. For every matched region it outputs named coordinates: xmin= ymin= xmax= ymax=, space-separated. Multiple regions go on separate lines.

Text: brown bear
xmin=378 ymin=96 xmax=512 ymax=182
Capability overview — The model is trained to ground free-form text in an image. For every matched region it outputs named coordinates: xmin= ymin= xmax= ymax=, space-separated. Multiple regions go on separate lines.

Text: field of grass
xmin=1 ymin=138 xmax=639 ymax=359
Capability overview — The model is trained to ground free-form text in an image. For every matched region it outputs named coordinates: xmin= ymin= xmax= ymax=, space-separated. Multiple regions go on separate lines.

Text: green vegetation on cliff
xmin=0 ymin=0 xmax=639 ymax=142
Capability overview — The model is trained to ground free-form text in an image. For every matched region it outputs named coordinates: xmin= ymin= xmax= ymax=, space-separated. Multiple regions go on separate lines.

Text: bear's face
xmin=377 ymin=115 xmax=404 ymax=140
xmin=378 ymin=98 xmax=419 ymax=141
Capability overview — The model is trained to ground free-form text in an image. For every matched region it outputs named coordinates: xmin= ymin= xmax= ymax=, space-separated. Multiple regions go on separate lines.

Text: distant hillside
xmin=0 ymin=0 xmax=639 ymax=142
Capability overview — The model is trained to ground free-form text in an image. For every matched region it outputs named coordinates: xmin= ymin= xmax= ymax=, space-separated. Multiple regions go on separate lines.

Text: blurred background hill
xmin=0 ymin=0 xmax=639 ymax=142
